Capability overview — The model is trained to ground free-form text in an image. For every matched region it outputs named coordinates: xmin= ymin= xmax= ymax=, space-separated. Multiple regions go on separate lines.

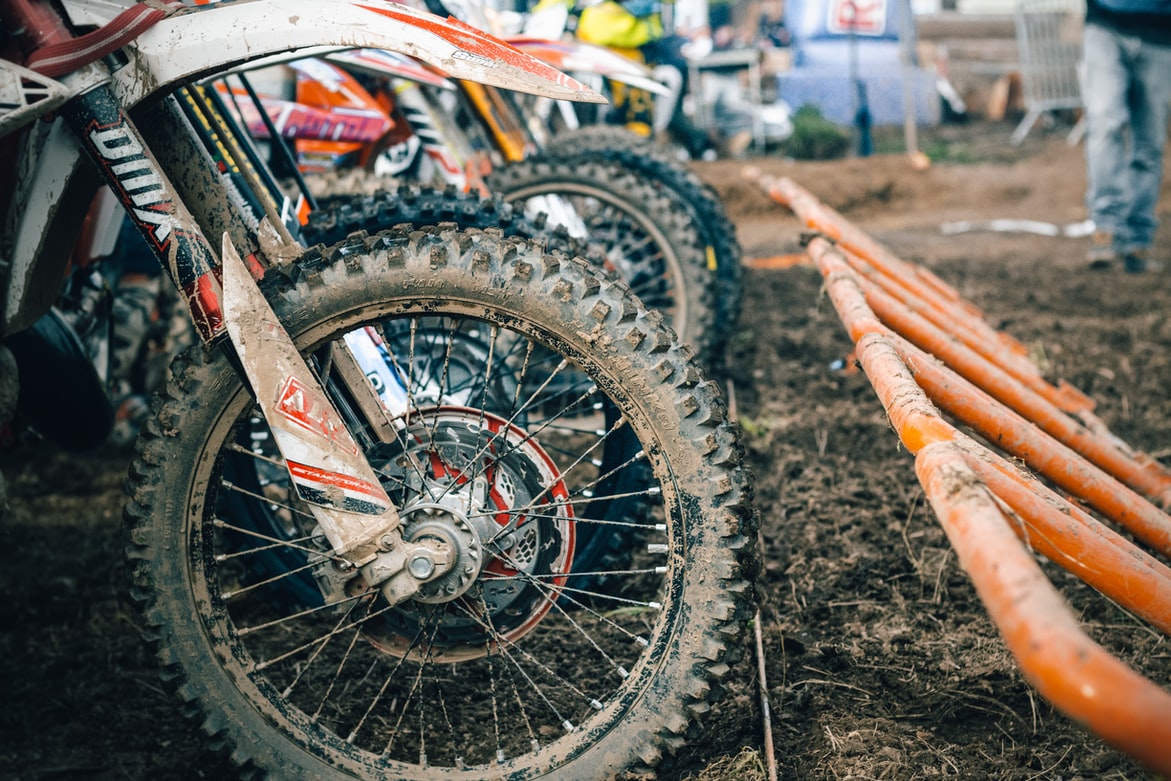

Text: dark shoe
xmin=1123 ymin=248 xmax=1162 ymax=274
xmin=1086 ymin=230 xmax=1119 ymax=269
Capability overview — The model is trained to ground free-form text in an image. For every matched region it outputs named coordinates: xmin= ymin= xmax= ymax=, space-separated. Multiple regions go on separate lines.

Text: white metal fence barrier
xmin=1011 ymin=0 xmax=1084 ymax=145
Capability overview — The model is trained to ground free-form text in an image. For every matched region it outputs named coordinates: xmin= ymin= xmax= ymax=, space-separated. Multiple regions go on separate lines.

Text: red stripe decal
xmin=287 ymin=460 xmax=389 ymax=502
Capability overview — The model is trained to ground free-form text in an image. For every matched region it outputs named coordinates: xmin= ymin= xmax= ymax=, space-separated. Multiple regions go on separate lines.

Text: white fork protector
xmin=219 ymin=229 xmax=400 ymax=563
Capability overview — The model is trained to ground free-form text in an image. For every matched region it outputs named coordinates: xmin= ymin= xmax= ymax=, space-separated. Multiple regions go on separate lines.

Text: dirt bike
xmin=0 ymin=1 xmax=757 ymax=779
xmin=407 ymin=0 xmax=745 ymax=363
xmin=217 ymin=48 xmax=743 ymax=368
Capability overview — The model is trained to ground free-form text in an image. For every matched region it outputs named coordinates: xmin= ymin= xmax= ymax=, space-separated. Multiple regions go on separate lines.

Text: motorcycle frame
xmin=0 ymin=0 xmax=601 ymax=596
xmin=1 ymin=0 xmax=601 ymax=336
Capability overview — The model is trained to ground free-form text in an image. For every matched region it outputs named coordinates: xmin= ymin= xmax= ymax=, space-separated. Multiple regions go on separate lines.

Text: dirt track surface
xmin=3 ymin=122 xmax=1170 ymax=779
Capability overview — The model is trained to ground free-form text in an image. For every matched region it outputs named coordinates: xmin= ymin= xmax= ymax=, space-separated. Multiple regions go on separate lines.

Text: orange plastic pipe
xmin=767 ymin=174 xmax=1098 ymax=415
xmin=835 ymin=292 xmax=1171 ymax=774
xmin=893 ymin=334 xmax=1171 ymax=557
xmin=916 ymin=444 xmax=1171 ymax=776
xmin=782 ymin=185 xmax=1171 ymax=776
xmin=833 ymin=242 xmax=1171 ymax=627
xmin=763 ymin=176 xmax=1017 ymax=348
xmin=809 ymin=236 xmax=1171 ymax=540
xmin=839 ymin=246 xmax=1096 ymax=415
xmin=958 ymin=442 xmax=1171 ymax=635
xmin=853 ymin=270 xmax=1171 ymax=505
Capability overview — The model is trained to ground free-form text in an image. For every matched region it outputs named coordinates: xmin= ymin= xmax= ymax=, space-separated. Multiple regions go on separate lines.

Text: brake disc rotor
xmin=363 ymin=407 xmax=575 ymax=662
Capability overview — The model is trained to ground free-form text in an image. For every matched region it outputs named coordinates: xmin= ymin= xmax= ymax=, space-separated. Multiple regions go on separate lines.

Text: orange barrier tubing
xmin=916 ymin=445 xmax=1171 ymax=776
xmin=756 ymin=173 xmax=1097 ymax=415
xmin=762 ymin=175 xmax=1018 ymax=349
xmin=958 ymin=442 xmax=1171 ymax=635
xmin=839 ymin=245 xmax=1097 ymax=416
xmin=811 ymin=236 xmax=1171 ymax=553
xmin=801 ymin=231 xmax=1171 ymax=775
xmin=853 ymin=271 xmax=1171 ymax=506
xmin=891 ymin=332 xmax=1171 ymax=555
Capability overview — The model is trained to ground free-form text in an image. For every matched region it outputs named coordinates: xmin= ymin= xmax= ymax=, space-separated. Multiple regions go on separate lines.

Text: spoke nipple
xmin=636 ymin=636 xmax=650 ymax=648
xmin=649 ymin=486 xmax=661 ymax=496
xmin=655 ymin=566 xmax=667 ymax=574
xmin=646 ymin=543 xmax=668 ymax=554
xmin=562 ymin=720 xmax=575 ymax=732
xmin=617 ymin=665 xmax=629 ymax=679
xmin=496 ymin=749 xmax=506 ymax=764
xmin=654 ymin=524 xmax=667 ymax=532
xmin=214 ymin=554 xmax=227 ymax=562
xmin=531 ymin=739 xmax=540 ymax=753
xmin=590 ymin=699 xmax=603 ymax=710
xmin=649 ymin=601 xmax=662 ymax=610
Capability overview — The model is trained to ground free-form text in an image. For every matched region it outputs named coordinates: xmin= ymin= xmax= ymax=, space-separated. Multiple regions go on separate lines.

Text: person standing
xmin=1080 ymin=0 xmax=1171 ymax=273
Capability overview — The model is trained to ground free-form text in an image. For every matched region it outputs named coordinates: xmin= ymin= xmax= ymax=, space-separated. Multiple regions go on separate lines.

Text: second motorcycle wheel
xmin=125 ymin=224 xmax=757 ymax=780
xmin=486 ymin=154 xmax=721 ymax=368
xmin=543 ymin=127 xmax=744 ymax=370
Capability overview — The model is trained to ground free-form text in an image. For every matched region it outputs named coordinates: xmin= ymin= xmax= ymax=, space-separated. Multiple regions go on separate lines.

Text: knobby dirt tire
xmin=543 ymin=128 xmax=744 ymax=370
xmin=485 ymin=155 xmax=721 ymax=368
xmin=124 ymin=225 xmax=756 ymax=780
xmin=303 ymin=183 xmax=577 ymax=253
xmin=297 ymin=184 xmax=647 ymax=595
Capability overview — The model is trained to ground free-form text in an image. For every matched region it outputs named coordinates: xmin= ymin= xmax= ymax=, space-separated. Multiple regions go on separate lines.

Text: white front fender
xmin=508 ymin=38 xmax=672 ymax=96
xmin=109 ymin=0 xmax=605 ymax=106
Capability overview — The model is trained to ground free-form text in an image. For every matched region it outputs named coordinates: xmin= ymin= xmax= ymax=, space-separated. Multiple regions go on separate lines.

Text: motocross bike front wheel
xmin=485 ymin=155 xmax=721 ymax=369
xmin=230 ymin=184 xmax=650 ymax=604
xmin=124 ymin=225 xmax=756 ymax=780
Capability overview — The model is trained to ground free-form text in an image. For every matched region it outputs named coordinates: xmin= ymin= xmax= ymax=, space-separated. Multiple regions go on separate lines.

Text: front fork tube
xmin=61 ymin=76 xmax=447 ymax=603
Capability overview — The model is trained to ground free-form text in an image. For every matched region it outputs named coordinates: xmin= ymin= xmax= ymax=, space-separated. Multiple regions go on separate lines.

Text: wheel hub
xmin=400 ymin=501 xmax=483 ymax=604
xmin=362 ymin=406 xmax=576 ymax=660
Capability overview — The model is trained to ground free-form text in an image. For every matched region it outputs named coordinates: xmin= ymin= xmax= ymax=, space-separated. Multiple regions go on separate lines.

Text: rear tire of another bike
xmin=124 ymin=224 xmax=757 ymax=780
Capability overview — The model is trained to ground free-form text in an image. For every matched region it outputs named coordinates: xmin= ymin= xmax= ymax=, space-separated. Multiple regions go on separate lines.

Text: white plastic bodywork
xmin=2 ymin=0 xmax=602 ymax=334
xmin=1 ymin=115 xmax=91 ymax=335
xmin=105 ymin=0 xmax=606 ymax=107
xmin=508 ymin=38 xmax=671 ymax=96
xmin=0 ymin=60 xmax=71 ymax=137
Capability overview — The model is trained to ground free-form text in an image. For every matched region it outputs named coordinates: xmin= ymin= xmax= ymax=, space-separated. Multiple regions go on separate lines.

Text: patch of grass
xmin=780 ymin=105 xmax=851 ymax=160
xmin=736 ymin=416 xmax=770 ymax=438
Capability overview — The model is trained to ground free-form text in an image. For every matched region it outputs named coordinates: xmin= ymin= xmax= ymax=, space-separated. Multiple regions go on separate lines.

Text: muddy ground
xmin=2 ymin=119 xmax=1170 ymax=780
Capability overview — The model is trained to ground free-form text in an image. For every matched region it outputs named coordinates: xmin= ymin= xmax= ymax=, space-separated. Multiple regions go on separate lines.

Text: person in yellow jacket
xmin=566 ymin=0 xmax=717 ymax=158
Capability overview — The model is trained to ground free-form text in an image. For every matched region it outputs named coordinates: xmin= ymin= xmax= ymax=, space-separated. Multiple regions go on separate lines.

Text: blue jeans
xmin=1079 ymin=22 xmax=1171 ymax=252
